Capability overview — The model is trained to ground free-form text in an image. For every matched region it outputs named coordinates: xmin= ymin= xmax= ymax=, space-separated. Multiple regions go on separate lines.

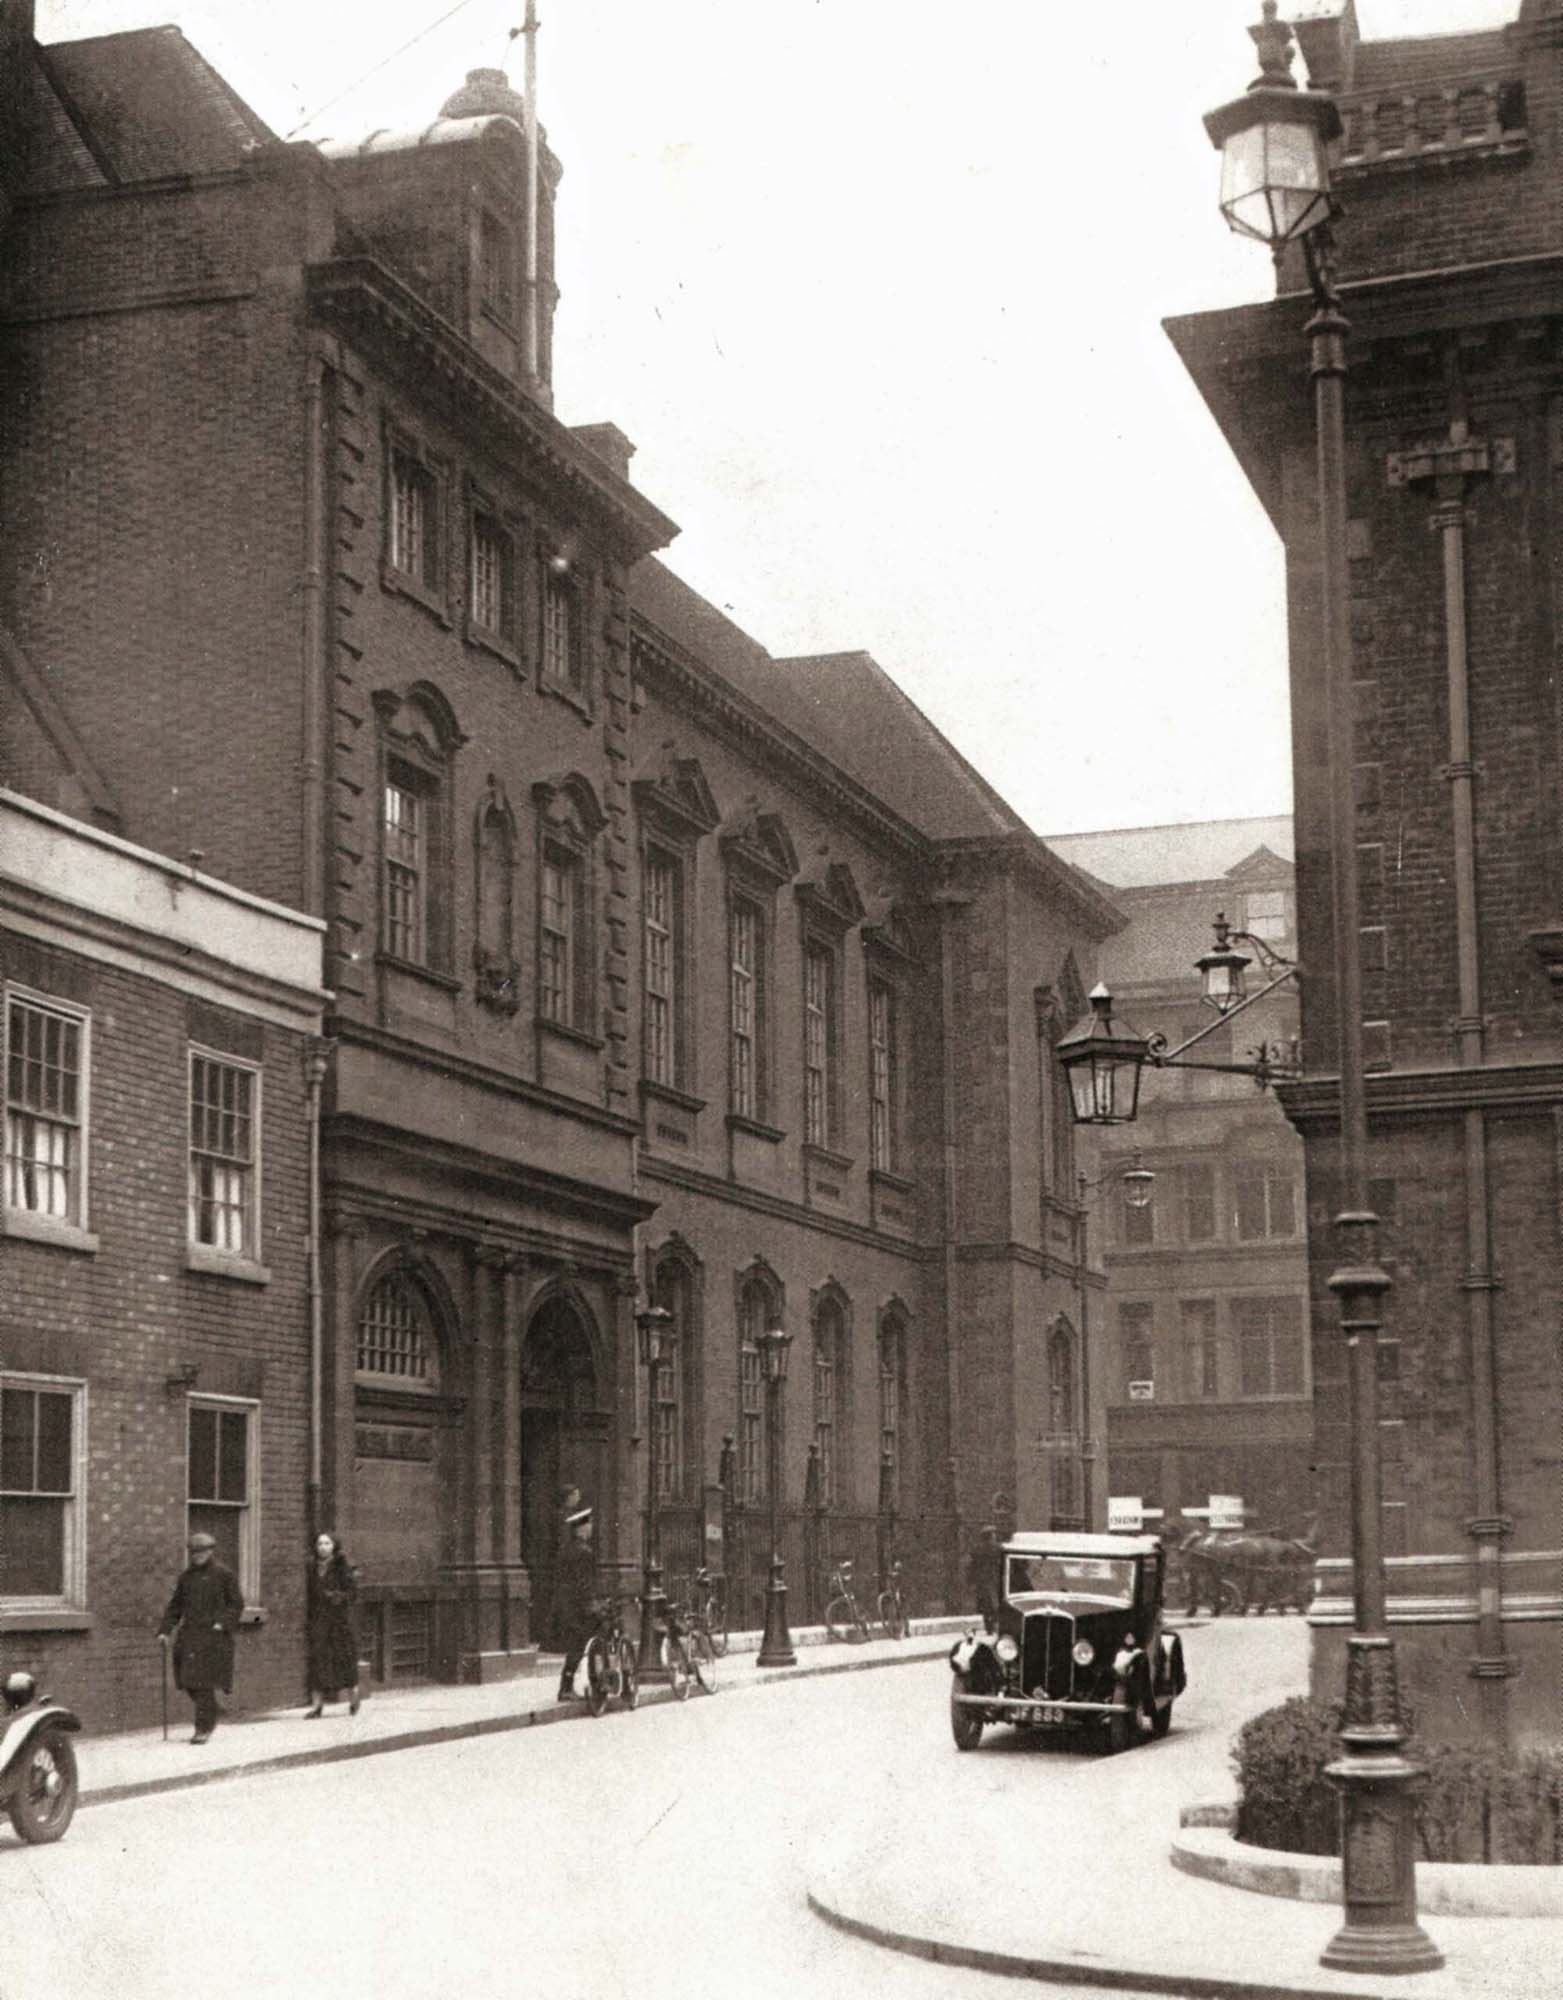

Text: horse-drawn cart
xmin=1168 ymin=1528 xmax=1316 ymax=1617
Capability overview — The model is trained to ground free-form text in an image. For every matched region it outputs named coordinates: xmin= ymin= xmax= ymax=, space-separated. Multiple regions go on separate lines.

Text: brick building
xmin=0 ymin=4 xmax=1120 ymax=1683
xmin=0 ymin=784 xmax=326 ymax=1730
xmin=1048 ymin=818 xmax=1312 ymax=1541
xmin=1169 ymin=0 xmax=1563 ymax=1744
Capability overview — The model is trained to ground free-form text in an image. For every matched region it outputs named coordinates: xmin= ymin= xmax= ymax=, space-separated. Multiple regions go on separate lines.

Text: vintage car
xmin=948 ymin=1531 xmax=1186 ymax=1753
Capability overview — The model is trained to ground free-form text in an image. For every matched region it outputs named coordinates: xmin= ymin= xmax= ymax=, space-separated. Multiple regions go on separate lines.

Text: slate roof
xmin=1351 ymin=28 xmax=1513 ymax=90
xmin=1044 ymin=816 xmax=1294 ymax=890
xmin=28 ymin=27 xmax=274 ymax=192
xmin=631 ymin=559 xmax=1019 ymax=842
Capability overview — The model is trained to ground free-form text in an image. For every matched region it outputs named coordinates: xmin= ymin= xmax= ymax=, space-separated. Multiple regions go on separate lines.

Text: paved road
xmin=0 ymin=1619 xmax=1303 ymax=2000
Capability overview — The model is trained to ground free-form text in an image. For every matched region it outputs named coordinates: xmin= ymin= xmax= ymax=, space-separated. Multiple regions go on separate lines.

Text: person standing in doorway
xmin=304 ymin=1531 xmax=361 ymax=1718
xmin=555 ymin=1505 xmax=599 ymax=1702
xmin=158 ymin=1531 xmax=243 ymax=1743
xmin=549 ymin=1482 xmax=581 ymax=1647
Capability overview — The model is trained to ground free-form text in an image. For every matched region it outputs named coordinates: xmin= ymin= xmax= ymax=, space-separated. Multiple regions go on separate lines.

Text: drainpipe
xmin=1397 ymin=411 xmax=1514 ymax=1734
xmin=933 ymin=880 xmax=971 ymax=1601
xmin=304 ymin=1042 xmax=329 ymax=1538
xmin=300 ymin=348 xmax=330 ymax=920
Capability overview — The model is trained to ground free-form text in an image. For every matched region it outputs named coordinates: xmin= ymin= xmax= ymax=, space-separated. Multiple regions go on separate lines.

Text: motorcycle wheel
xmin=8 ymin=1730 xmax=77 ymax=1843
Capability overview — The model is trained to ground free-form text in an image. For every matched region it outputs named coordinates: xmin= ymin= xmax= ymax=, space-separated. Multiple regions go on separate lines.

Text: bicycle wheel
xmin=877 ymin=1590 xmax=909 ymax=1641
xmin=689 ymin=1626 xmax=717 ymax=1694
xmin=705 ymin=1593 xmax=728 ymax=1657
xmin=664 ymin=1634 xmax=691 ymax=1701
xmin=826 ymin=1594 xmax=869 ymax=1643
xmin=584 ymin=1635 xmax=610 ymax=1717
xmin=618 ymin=1637 xmax=639 ymax=1710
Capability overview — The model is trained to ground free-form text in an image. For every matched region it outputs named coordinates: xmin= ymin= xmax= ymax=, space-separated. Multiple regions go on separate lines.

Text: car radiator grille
xmin=1021 ymin=1610 xmax=1074 ymax=1699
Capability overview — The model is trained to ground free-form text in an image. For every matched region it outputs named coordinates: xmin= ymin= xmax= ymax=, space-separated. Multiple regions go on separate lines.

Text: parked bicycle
xmin=583 ymin=1594 xmax=639 ymax=1717
xmin=659 ymin=1599 xmax=717 ymax=1698
xmin=824 ymin=1559 xmax=871 ymax=1643
xmin=877 ymin=1559 xmax=910 ymax=1641
xmin=690 ymin=1565 xmax=728 ymax=1656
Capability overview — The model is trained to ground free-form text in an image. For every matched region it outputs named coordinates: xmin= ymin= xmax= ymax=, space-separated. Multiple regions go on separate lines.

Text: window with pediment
xmin=794 ymin=858 xmax=862 ymax=1156
xmin=811 ymin=1285 xmax=851 ymax=1507
xmin=633 ymin=755 xmax=718 ymax=1097
xmin=720 ymin=808 xmax=797 ymax=1131
xmin=533 ymin=774 xmax=606 ymax=1036
xmin=735 ymin=1261 xmax=783 ymax=1504
xmin=374 ymin=686 xmax=464 ymax=977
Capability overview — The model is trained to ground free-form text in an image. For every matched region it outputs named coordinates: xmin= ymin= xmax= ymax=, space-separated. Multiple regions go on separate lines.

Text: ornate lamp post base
xmin=756 ymin=1553 xmax=796 ymax=1667
xmin=1321 ymin=1753 xmax=1443 ymax=1973
xmin=636 ymin=1555 xmax=671 ymax=1682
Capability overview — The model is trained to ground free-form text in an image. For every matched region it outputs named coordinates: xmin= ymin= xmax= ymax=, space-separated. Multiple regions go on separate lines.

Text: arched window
xmin=651 ymin=1257 xmax=690 ymax=1502
xmin=736 ymin=1270 xmax=778 ymax=1504
xmin=533 ymin=774 xmax=606 ymax=1033
xmin=813 ymin=1296 xmax=847 ymax=1506
xmin=374 ymin=686 xmax=464 ymax=975
xmin=357 ymin=1269 xmax=439 ymax=1390
xmin=878 ymin=1308 xmax=908 ymax=1506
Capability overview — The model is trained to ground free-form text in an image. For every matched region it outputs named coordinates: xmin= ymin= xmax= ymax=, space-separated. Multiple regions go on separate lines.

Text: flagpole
xmin=522 ymin=0 xmax=540 ymax=386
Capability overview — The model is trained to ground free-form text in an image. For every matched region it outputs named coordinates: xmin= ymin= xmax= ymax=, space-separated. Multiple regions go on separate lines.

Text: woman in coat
xmin=305 ymin=1531 xmax=360 ymax=1717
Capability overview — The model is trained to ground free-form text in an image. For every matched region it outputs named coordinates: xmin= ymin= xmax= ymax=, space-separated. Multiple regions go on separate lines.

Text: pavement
xmin=805 ymin=1624 xmax=1554 ymax=2000
xmin=69 ymin=1616 xmax=965 ymax=1810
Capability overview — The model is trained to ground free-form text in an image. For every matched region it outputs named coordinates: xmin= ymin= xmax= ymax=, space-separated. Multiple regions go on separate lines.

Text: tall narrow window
xmin=644 ymin=851 xmax=678 ymax=1087
xmin=1182 ymin=1162 xmax=1216 ymax=1243
xmin=1117 ymin=1302 xmax=1155 ymax=1399
xmin=803 ymin=944 xmax=834 ymax=1146
xmin=730 ymin=900 xmax=761 ymax=1120
xmin=868 ymin=978 xmax=895 ymax=1171
xmin=469 ymin=512 xmax=512 ymax=638
xmin=737 ymin=1280 xmax=767 ymax=1503
xmin=653 ymin=1331 xmax=681 ymax=1502
xmin=383 ymin=774 xmax=425 ymax=963
xmin=1235 ymin=1296 xmax=1306 ymax=1397
xmin=542 ymin=566 xmax=581 ymax=689
xmin=813 ymin=1299 xmax=845 ymax=1506
xmin=878 ymin=1320 xmax=903 ymax=1492
xmin=187 ymin=1397 xmax=257 ymax=1594
xmin=390 ymin=449 xmax=437 ymax=588
xmin=4 ymin=996 xmax=86 ymax=1225
xmin=539 ymin=851 xmax=576 ymax=1026
xmin=188 ymin=1052 xmax=258 ymax=1257
xmin=1234 ymin=1165 xmax=1297 ymax=1241
xmin=1180 ymin=1298 xmax=1219 ymax=1400
xmin=0 ymin=1379 xmax=83 ymax=1604
xmin=478 ymin=210 xmax=513 ymax=319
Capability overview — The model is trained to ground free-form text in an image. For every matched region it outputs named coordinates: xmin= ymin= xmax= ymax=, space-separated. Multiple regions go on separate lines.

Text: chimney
xmin=1291 ymin=1 xmax=1360 ymax=97
xmin=0 ymin=0 xmax=38 ymax=230
xmin=570 ymin=422 xmax=636 ymax=483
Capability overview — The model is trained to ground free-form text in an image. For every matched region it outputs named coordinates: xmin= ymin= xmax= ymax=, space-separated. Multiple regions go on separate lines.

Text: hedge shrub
xmin=1232 ymin=1698 xmax=1563 ymax=1865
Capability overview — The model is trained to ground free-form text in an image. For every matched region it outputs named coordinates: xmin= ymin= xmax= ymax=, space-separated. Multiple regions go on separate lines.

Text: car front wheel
xmin=950 ymin=1692 xmax=983 ymax=1751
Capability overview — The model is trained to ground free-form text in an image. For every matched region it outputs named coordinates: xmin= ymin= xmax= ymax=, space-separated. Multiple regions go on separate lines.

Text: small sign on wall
xmin=1209 ymin=1493 xmax=1245 ymax=1530
xmin=1127 ymin=1380 xmax=1155 ymax=1402
xmin=1108 ymin=1496 xmax=1143 ymax=1532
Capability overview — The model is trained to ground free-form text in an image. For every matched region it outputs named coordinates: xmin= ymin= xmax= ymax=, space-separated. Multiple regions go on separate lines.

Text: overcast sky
xmin=39 ymin=0 xmax=1518 ymax=836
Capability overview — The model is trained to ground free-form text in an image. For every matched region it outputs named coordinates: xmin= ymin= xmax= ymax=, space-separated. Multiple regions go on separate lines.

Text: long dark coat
xmin=554 ymin=1534 xmax=599 ymax=1639
xmin=159 ymin=1560 xmax=244 ymax=1693
xmin=306 ymin=1553 xmax=359 ymax=1691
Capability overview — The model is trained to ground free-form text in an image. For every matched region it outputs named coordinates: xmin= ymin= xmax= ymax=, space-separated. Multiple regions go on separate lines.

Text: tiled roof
xmin=631 ymin=559 xmax=1019 ymax=842
xmin=33 ymin=27 xmax=273 ymax=189
xmin=1351 ymin=28 xmax=1513 ymax=90
xmin=1045 ymin=816 xmax=1295 ymax=889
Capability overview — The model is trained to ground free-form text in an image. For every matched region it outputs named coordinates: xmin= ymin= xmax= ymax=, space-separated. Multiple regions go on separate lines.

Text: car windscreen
xmin=1005 ymin=1554 xmax=1135 ymax=1606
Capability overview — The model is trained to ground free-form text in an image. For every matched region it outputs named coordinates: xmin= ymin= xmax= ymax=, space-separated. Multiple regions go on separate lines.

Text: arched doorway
xmin=519 ymin=1292 xmax=605 ymax=1649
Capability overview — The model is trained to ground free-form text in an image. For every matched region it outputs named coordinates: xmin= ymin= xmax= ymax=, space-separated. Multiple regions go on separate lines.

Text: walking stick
xmin=160 ymin=1640 xmax=169 ymax=1742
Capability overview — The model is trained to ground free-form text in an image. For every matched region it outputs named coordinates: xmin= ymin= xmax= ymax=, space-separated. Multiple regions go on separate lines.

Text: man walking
xmin=554 ymin=1505 xmax=599 ymax=1703
xmin=158 ymin=1531 xmax=243 ymax=1743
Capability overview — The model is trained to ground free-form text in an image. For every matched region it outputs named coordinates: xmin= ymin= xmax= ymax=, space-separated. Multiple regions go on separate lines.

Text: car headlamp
xmin=995 ymin=1634 xmax=1019 ymax=1664
xmin=3 ymin=1671 xmax=36 ymax=1710
xmin=1071 ymin=1639 xmax=1095 ymax=1667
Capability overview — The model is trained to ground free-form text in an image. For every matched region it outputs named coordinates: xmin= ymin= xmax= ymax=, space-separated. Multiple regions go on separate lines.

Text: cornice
xmin=307 ymin=256 xmax=677 ymax=561
xmin=638 ymin=1152 xmax=932 ymax=1259
xmin=329 ymin=1016 xmax=641 ymax=1139
xmin=1279 ymin=1061 xmax=1563 ymax=1132
xmin=324 ymin=1109 xmax=656 ymax=1231
xmin=632 ymin=619 xmax=928 ymax=864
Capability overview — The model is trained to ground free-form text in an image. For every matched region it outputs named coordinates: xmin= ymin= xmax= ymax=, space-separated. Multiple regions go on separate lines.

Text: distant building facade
xmin=1048 ymin=819 xmax=1311 ymax=1542
xmin=1170 ymin=2 xmax=1563 ymax=1744
xmin=0 ymin=2 xmax=1122 ymax=1708
xmin=0 ymin=786 xmax=326 ymax=1729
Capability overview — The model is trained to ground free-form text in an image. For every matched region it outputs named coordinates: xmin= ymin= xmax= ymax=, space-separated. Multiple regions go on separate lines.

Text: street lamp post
xmin=1200 ymin=6 xmax=1441 ymax=1974
xmin=755 ymin=1324 xmax=796 ymax=1668
xmin=635 ymin=1304 xmax=675 ymax=1683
